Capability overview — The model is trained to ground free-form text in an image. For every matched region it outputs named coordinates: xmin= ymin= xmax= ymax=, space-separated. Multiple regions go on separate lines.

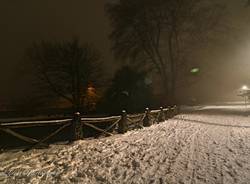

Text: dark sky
xmin=0 ymin=0 xmax=250 ymax=105
xmin=199 ymin=0 xmax=250 ymax=101
xmin=0 ymin=0 xmax=114 ymax=102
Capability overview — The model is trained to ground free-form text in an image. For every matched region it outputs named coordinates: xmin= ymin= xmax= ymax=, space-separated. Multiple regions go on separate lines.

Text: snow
xmin=181 ymin=104 xmax=250 ymax=115
xmin=1 ymin=105 xmax=250 ymax=183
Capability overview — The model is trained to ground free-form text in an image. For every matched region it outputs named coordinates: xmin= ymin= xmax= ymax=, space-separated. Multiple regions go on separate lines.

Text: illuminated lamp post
xmin=239 ymin=85 xmax=250 ymax=110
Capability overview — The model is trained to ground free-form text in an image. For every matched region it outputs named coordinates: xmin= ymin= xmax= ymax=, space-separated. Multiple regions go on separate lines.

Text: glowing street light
xmin=242 ymin=85 xmax=249 ymax=90
xmin=239 ymin=85 xmax=250 ymax=111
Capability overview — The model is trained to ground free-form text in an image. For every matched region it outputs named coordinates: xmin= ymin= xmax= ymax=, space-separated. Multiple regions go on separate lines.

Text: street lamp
xmin=240 ymin=85 xmax=250 ymax=110
xmin=242 ymin=85 xmax=249 ymax=90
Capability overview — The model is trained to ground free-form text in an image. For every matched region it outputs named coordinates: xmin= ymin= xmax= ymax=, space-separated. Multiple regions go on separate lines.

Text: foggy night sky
xmin=0 ymin=0 xmax=250 ymax=105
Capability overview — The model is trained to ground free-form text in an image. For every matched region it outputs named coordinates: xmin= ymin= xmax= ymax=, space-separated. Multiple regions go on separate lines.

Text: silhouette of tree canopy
xmin=101 ymin=66 xmax=153 ymax=114
xmin=27 ymin=39 xmax=102 ymax=111
xmin=106 ymin=0 xmax=224 ymax=104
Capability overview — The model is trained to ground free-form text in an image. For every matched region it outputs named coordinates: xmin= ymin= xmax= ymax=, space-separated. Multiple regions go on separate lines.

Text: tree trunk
xmin=168 ymin=32 xmax=177 ymax=105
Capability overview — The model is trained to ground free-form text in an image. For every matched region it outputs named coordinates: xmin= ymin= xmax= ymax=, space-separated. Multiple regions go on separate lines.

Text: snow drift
xmin=1 ymin=106 xmax=250 ymax=183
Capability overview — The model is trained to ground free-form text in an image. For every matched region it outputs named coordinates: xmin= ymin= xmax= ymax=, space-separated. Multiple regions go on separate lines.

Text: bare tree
xmin=106 ymin=0 xmax=224 ymax=104
xmin=27 ymin=38 xmax=101 ymax=111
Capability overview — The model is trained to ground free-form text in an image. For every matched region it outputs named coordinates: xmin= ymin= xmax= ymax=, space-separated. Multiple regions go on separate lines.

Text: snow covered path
xmin=1 ymin=112 xmax=250 ymax=183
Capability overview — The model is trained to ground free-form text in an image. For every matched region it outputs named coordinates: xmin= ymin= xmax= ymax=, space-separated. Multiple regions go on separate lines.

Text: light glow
xmin=242 ymin=85 xmax=249 ymax=90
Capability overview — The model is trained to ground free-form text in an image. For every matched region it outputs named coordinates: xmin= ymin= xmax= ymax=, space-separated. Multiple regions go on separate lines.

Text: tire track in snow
xmin=167 ymin=114 xmax=250 ymax=184
xmin=167 ymin=121 xmax=211 ymax=184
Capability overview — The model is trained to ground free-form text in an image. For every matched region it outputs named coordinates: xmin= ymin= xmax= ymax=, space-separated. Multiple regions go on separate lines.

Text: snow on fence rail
xmin=0 ymin=106 xmax=178 ymax=151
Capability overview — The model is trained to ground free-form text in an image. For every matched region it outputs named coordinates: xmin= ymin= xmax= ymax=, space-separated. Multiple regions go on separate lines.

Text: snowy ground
xmin=1 ymin=106 xmax=250 ymax=184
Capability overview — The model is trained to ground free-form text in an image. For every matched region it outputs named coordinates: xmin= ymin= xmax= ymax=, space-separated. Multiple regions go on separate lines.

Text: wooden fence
xmin=0 ymin=106 xmax=179 ymax=151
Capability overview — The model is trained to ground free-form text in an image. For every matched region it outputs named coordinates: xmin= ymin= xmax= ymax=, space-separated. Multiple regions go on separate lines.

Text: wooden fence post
xmin=174 ymin=105 xmax=179 ymax=115
xmin=118 ymin=110 xmax=127 ymax=134
xmin=71 ymin=112 xmax=83 ymax=141
xmin=164 ymin=108 xmax=168 ymax=121
xmin=170 ymin=106 xmax=177 ymax=117
xmin=143 ymin=108 xmax=150 ymax=127
xmin=158 ymin=107 xmax=165 ymax=123
xmin=167 ymin=106 xmax=172 ymax=118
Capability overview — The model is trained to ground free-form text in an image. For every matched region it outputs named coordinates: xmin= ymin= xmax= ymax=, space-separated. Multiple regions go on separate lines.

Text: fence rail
xmin=0 ymin=106 xmax=179 ymax=151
